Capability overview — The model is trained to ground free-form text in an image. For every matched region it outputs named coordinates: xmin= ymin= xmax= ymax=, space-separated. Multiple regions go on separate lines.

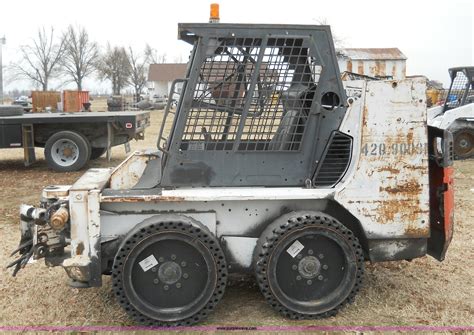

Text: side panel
xmin=336 ymin=79 xmax=430 ymax=243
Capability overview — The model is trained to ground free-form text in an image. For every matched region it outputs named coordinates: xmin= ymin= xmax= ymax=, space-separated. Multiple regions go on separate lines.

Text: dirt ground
xmin=0 ymin=111 xmax=473 ymax=329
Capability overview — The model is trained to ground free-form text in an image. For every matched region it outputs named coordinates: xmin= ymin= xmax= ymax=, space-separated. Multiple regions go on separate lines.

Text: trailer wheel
xmin=112 ymin=215 xmax=227 ymax=326
xmin=0 ymin=105 xmax=24 ymax=116
xmin=254 ymin=212 xmax=364 ymax=319
xmin=44 ymin=131 xmax=91 ymax=172
xmin=90 ymin=147 xmax=107 ymax=160
xmin=453 ymin=129 xmax=474 ymax=159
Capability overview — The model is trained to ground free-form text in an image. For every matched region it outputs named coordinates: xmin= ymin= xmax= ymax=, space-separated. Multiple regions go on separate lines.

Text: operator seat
xmin=268 ymin=84 xmax=312 ymax=150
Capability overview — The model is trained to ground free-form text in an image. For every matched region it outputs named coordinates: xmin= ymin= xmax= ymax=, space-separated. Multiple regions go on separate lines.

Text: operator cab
xmin=155 ymin=24 xmax=349 ymax=188
xmin=442 ymin=67 xmax=474 ymax=111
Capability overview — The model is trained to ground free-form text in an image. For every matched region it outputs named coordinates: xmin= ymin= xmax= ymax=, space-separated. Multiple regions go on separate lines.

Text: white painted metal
xmin=101 ymin=187 xmax=334 ymax=202
xmin=67 ymin=189 xmax=90 ymax=275
xmin=336 ymin=78 xmax=430 ymax=238
xmin=100 ymin=212 xmax=217 ymax=242
xmin=87 ymin=190 xmax=101 ymax=259
xmin=109 ymin=151 xmax=153 ymax=190
xmin=42 ymin=185 xmax=71 ymax=200
xmin=221 ymin=236 xmax=258 ymax=269
xmin=428 ymin=103 xmax=474 ymax=129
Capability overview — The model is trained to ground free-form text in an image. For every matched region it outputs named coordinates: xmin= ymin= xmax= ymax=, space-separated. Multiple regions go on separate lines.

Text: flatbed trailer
xmin=0 ymin=109 xmax=151 ymax=171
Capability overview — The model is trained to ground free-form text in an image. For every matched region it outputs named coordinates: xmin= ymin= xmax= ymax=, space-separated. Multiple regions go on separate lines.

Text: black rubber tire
xmin=254 ymin=211 xmax=364 ymax=319
xmin=112 ymin=215 xmax=227 ymax=326
xmin=453 ymin=129 xmax=474 ymax=159
xmin=44 ymin=131 xmax=91 ymax=172
xmin=0 ymin=105 xmax=24 ymax=116
xmin=90 ymin=147 xmax=107 ymax=160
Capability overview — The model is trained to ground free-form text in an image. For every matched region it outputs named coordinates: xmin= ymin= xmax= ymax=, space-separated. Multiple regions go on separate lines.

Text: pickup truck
xmin=0 ymin=105 xmax=150 ymax=171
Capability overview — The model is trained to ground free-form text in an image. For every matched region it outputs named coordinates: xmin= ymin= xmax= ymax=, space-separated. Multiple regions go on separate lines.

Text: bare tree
xmin=127 ymin=47 xmax=149 ymax=102
xmin=173 ymin=55 xmax=184 ymax=63
xmin=157 ymin=53 xmax=167 ymax=63
xmin=61 ymin=25 xmax=99 ymax=91
xmin=144 ymin=44 xmax=157 ymax=63
xmin=12 ymin=27 xmax=65 ymax=91
xmin=97 ymin=44 xmax=131 ymax=95
xmin=144 ymin=44 xmax=167 ymax=64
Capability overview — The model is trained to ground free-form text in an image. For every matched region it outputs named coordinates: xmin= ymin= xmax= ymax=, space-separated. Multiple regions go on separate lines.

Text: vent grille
xmin=313 ymin=132 xmax=352 ymax=187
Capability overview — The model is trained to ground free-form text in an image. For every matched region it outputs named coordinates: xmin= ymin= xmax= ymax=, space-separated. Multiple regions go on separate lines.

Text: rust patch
xmin=347 ymin=60 xmax=352 ymax=72
xmin=374 ymin=199 xmax=421 ymax=224
xmin=358 ymin=61 xmax=364 ymax=75
xmin=376 ymin=60 xmax=386 ymax=77
xmin=377 ymin=166 xmax=400 ymax=174
xmin=404 ymin=225 xmax=430 ymax=237
xmin=76 ymin=242 xmax=84 ymax=256
xmin=362 ymin=105 xmax=369 ymax=128
xmin=406 ymin=129 xmax=414 ymax=144
xmin=380 ymin=180 xmax=422 ymax=195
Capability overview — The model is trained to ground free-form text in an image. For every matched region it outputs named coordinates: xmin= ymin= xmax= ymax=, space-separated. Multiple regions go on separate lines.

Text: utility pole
xmin=0 ymin=36 xmax=5 ymax=104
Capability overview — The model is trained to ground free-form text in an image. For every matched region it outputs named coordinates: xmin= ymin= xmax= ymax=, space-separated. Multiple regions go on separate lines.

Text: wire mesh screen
xmin=180 ymin=37 xmax=321 ymax=151
xmin=439 ymin=71 xmax=472 ymax=109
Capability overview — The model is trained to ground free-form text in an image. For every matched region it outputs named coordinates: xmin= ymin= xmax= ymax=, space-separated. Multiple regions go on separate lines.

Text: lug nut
xmin=164 ymin=285 xmax=169 ymax=290
xmin=171 ymin=254 xmax=177 ymax=260
xmin=307 ymin=280 xmax=312 ymax=285
xmin=176 ymin=283 xmax=181 ymax=289
xmin=318 ymin=275 xmax=323 ymax=281
xmin=183 ymin=273 xmax=189 ymax=279
xmin=318 ymin=253 xmax=324 ymax=259
xmin=151 ymin=267 xmax=157 ymax=272
xmin=296 ymin=275 xmax=302 ymax=281
xmin=159 ymin=257 xmax=165 ymax=262
xmin=153 ymin=279 xmax=159 ymax=284
xmin=308 ymin=249 xmax=313 ymax=255
xmin=292 ymin=265 xmax=297 ymax=270
xmin=322 ymin=264 xmax=328 ymax=270
xmin=181 ymin=261 xmax=187 ymax=267
xmin=297 ymin=254 xmax=303 ymax=260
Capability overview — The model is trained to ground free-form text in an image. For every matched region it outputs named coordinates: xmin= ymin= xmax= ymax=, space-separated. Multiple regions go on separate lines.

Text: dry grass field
xmin=0 ymin=110 xmax=473 ymax=330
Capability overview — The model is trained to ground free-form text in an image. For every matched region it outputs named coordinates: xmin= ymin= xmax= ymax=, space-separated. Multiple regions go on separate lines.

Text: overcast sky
xmin=0 ymin=0 xmax=472 ymax=92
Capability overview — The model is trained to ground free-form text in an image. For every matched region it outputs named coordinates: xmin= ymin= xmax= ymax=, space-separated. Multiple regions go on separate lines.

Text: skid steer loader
xmin=428 ymin=66 xmax=474 ymax=159
xmin=9 ymin=23 xmax=454 ymax=326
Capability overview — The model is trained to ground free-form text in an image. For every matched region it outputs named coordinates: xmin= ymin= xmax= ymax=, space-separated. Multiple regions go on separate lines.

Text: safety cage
xmin=158 ymin=24 xmax=347 ymax=187
xmin=439 ymin=67 xmax=474 ymax=111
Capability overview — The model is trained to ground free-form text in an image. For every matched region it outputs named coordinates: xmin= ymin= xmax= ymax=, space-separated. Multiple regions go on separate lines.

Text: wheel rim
xmin=268 ymin=227 xmax=357 ymax=314
xmin=122 ymin=232 xmax=217 ymax=322
xmin=454 ymin=131 xmax=473 ymax=157
xmin=50 ymin=139 xmax=79 ymax=167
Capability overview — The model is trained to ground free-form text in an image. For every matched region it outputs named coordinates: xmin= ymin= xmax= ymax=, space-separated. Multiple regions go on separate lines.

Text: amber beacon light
xmin=209 ymin=3 xmax=220 ymax=23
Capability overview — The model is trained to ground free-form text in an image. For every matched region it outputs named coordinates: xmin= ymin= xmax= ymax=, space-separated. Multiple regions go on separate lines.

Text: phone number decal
xmin=361 ymin=142 xmax=428 ymax=156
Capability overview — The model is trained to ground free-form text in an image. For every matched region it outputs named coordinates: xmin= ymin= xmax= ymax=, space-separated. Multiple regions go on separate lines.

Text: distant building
xmin=337 ymin=48 xmax=407 ymax=80
xmin=147 ymin=63 xmax=187 ymax=97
